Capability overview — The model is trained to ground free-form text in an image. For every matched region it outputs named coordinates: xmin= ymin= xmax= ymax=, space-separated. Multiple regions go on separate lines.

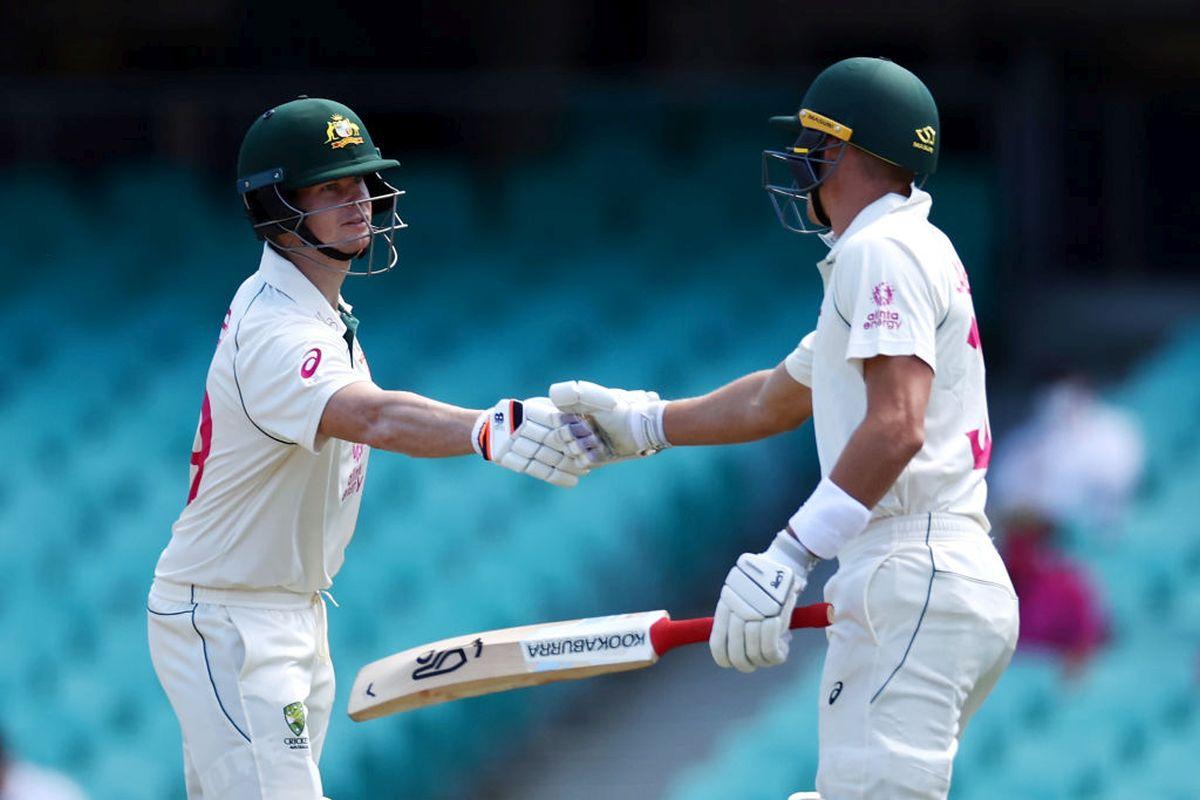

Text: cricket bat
xmin=349 ymin=602 xmax=833 ymax=721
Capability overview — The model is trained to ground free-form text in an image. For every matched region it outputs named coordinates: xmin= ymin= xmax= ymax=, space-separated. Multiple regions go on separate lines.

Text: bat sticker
xmin=519 ymin=614 xmax=659 ymax=669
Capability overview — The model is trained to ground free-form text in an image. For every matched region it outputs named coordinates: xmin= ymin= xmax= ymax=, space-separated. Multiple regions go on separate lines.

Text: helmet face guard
xmin=244 ymin=172 xmax=407 ymax=276
xmin=762 ymin=128 xmax=846 ymax=235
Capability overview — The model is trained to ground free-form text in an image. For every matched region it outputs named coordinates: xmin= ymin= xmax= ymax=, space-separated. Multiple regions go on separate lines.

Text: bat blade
xmin=348 ymin=602 xmax=832 ymax=721
xmin=348 ymin=610 xmax=666 ymax=721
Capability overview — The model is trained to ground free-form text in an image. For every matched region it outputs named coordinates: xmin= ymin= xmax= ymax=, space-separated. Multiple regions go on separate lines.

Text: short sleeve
xmin=235 ymin=321 xmax=370 ymax=453
xmin=835 ymin=238 xmax=942 ymax=372
xmin=783 ymin=331 xmax=817 ymax=387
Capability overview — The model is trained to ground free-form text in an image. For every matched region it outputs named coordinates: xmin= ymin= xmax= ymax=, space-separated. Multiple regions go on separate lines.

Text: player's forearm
xmin=663 ymin=371 xmax=774 ymax=445
xmin=664 ymin=368 xmax=811 ymax=446
xmin=354 ymin=390 xmax=479 ymax=458
xmin=829 ymin=414 xmax=923 ymax=509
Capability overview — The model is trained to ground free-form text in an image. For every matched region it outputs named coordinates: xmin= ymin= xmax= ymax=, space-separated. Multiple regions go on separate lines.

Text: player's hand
xmin=473 ymin=397 xmax=601 ymax=487
xmin=548 ymin=380 xmax=669 ymax=466
xmin=709 ymin=531 xmax=820 ymax=673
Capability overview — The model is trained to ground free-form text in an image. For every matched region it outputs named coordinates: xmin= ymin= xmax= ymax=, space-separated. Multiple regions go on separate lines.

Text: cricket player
xmin=147 ymin=97 xmax=597 ymax=799
xmin=551 ymin=58 xmax=1019 ymax=799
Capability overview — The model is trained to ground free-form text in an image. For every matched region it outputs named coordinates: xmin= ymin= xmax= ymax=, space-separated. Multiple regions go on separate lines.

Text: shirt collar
xmin=257 ymin=243 xmax=350 ymax=334
xmin=819 ymin=184 xmax=932 ymax=264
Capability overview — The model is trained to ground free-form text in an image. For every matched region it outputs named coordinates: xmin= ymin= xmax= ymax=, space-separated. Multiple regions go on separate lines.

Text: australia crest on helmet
xmin=325 ymin=114 xmax=364 ymax=149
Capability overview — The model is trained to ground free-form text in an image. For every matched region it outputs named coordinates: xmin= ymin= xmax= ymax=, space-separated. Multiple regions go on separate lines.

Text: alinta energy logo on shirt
xmin=342 ymin=442 xmax=368 ymax=502
xmin=864 ymin=281 xmax=902 ymax=331
xmin=872 ymin=281 xmax=895 ymax=307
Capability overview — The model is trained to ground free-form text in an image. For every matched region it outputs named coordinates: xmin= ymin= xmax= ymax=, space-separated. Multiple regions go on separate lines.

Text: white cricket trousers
xmin=816 ymin=513 xmax=1019 ymax=800
xmin=147 ymin=579 xmax=335 ymax=800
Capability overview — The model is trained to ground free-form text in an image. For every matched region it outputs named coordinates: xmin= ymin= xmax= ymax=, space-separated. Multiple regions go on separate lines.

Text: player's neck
xmin=286 ymin=251 xmax=349 ymax=310
xmin=827 ymin=181 xmax=910 ymax=237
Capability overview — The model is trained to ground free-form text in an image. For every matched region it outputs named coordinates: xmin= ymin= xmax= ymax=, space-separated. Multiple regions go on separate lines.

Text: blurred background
xmin=1 ymin=1 xmax=1198 ymax=798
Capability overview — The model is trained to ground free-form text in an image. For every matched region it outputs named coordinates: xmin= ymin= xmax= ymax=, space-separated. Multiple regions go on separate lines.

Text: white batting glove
xmin=548 ymin=380 xmax=669 ymax=466
xmin=710 ymin=531 xmax=820 ymax=673
xmin=472 ymin=397 xmax=601 ymax=488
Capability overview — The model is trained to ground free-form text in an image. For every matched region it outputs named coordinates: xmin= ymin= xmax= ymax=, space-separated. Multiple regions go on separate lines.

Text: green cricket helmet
xmin=236 ymin=97 xmax=406 ymax=275
xmin=762 ymin=57 xmax=940 ymax=234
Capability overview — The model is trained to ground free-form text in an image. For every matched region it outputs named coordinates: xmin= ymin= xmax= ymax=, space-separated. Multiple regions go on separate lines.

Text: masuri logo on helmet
xmin=914 ymin=125 xmax=937 ymax=153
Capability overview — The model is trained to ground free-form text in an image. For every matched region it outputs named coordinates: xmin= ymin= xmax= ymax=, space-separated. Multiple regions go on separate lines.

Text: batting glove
xmin=473 ymin=397 xmax=601 ymax=487
xmin=710 ymin=531 xmax=820 ymax=673
xmin=548 ymin=380 xmax=669 ymax=466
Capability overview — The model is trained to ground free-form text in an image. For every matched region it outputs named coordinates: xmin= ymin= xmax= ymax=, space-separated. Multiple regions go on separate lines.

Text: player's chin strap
xmin=266 ymin=239 xmax=356 ymax=276
xmin=264 ymin=211 xmax=400 ymax=278
xmin=311 ymin=230 xmax=368 ymax=262
xmin=810 ymin=184 xmax=832 ymax=228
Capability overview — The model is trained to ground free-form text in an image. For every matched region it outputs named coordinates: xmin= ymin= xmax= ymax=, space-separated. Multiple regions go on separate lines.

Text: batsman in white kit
xmin=551 ymin=57 xmax=1019 ymax=799
xmin=146 ymin=97 xmax=597 ymax=799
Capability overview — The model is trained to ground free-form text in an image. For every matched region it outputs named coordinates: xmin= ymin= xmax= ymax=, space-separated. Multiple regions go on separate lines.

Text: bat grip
xmin=649 ymin=602 xmax=832 ymax=656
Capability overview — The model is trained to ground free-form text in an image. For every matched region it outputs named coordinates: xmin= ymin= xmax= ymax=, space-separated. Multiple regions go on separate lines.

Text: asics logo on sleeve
xmin=300 ymin=348 xmax=322 ymax=378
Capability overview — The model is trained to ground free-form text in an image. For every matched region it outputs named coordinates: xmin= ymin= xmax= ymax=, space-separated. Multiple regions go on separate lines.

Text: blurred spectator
xmin=990 ymin=376 xmax=1145 ymax=532
xmin=0 ymin=733 xmax=87 ymax=800
xmin=1001 ymin=512 xmax=1109 ymax=673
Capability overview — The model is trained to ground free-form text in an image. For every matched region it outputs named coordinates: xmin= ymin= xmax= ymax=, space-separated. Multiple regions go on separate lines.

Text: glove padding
xmin=473 ymin=397 xmax=600 ymax=487
xmin=710 ymin=552 xmax=804 ymax=673
xmin=548 ymin=380 xmax=668 ymax=466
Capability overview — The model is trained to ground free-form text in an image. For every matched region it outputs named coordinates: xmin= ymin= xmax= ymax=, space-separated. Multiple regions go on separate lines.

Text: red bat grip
xmin=649 ymin=602 xmax=833 ymax=657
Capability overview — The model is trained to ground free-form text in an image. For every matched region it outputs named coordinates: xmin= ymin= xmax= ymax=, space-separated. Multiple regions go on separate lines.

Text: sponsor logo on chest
xmin=342 ymin=442 xmax=368 ymax=502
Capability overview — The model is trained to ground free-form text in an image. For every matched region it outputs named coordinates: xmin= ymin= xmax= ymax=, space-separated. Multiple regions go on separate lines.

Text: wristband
xmin=471 ymin=403 xmax=517 ymax=461
xmin=784 ymin=477 xmax=872 ymax=560
xmin=470 ymin=410 xmax=489 ymax=459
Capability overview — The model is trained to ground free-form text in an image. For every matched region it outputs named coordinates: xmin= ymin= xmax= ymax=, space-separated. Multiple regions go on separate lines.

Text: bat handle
xmin=649 ymin=602 xmax=833 ymax=657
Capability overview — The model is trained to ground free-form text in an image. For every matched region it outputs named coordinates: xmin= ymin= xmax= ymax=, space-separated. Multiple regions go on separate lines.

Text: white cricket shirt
xmin=784 ymin=186 xmax=992 ymax=531
xmin=155 ymin=244 xmax=373 ymax=593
